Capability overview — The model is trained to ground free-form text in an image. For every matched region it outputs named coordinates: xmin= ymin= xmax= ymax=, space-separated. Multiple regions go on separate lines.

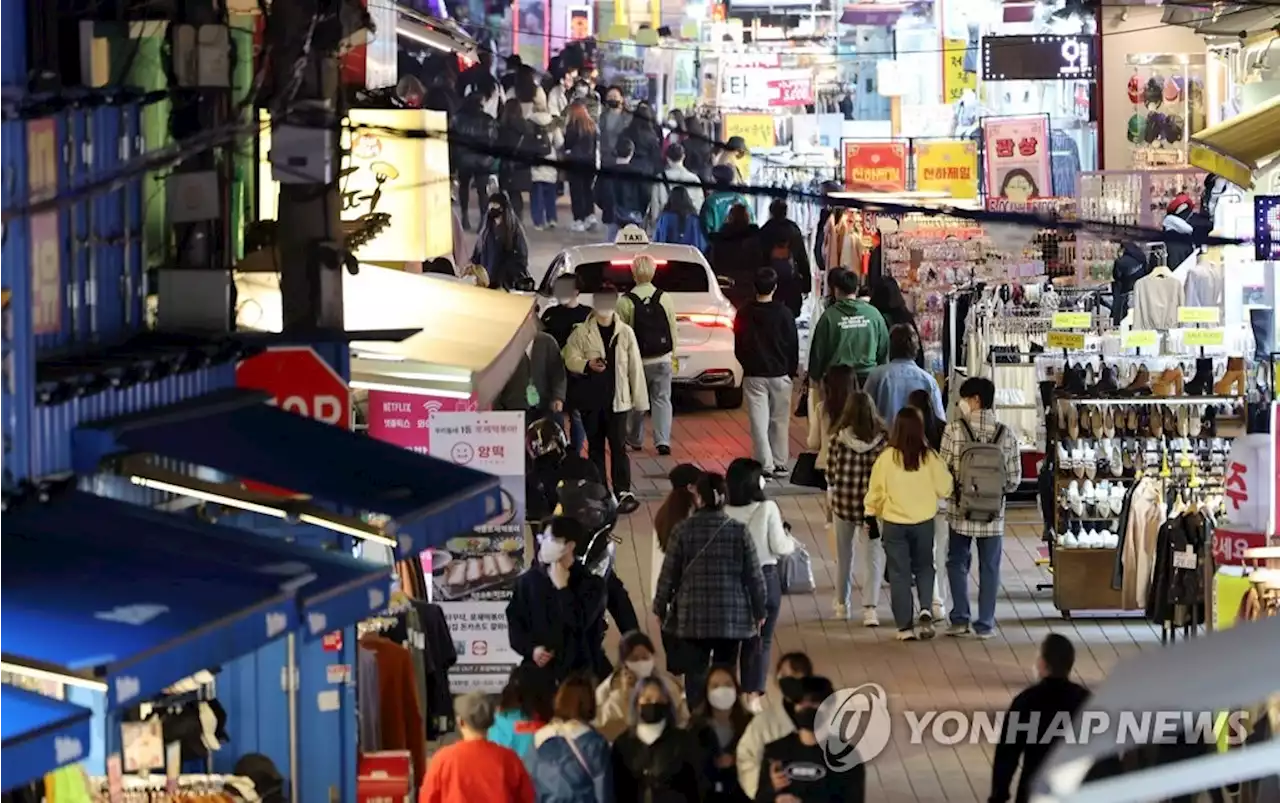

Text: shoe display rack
xmin=1042 ymin=354 xmax=1244 ymax=618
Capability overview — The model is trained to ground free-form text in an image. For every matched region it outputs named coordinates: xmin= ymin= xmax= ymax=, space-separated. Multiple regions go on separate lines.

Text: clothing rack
xmin=89 ymin=774 xmax=258 ymax=802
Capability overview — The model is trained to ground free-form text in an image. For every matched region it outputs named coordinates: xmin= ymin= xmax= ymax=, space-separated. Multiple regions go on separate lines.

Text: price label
xmin=1122 ymin=330 xmax=1158 ymax=348
xmin=1172 ymin=547 xmax=1198 ymax=570
xmin=1046 ymin=331 xmax=1086 ymax=349
xmin=1051 ymin=311 xmax=1092 ymax=329
xmin=1183 ymin=328 xmax=1225 ymax=347
xmin=1177 ymin=306 xmax=1221 ymax=324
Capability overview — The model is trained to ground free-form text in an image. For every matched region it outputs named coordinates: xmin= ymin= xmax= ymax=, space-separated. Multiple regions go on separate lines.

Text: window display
xmin=1124 ymin=54 xmax=1208 ymax=169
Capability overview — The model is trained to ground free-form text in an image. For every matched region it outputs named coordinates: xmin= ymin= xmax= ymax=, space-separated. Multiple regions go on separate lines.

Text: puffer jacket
xmin=735 ymin=701 xmax=795 ymax=799
xmin=490 ymin=708 xmax=547 ymax=761
xmin=528 ymin=110 xmax=564 ymax=184
xmin=526 ymin=720 xmax=613 ymax=803
xmin=451 ymin=106 xmax=498 ymax=174
xmin=825 ymin=430 xmax=886 ymax=525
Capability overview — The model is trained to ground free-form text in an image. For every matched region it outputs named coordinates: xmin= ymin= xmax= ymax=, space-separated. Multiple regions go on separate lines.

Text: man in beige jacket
xmin=563 ymin=284 xmax=649 ymax=514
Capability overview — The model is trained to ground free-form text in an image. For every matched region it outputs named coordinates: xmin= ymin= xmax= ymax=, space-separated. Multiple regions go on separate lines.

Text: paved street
xmin=463 ymin=220 xmax=1164 ymax=803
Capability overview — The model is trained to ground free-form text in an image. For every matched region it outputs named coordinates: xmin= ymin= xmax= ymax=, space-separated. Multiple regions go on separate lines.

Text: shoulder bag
xmin=659 ymin=518 xmax=727 ymax=673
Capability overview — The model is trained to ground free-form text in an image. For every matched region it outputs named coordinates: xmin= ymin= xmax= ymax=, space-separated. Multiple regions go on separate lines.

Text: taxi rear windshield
xmin=574 ymin=260 xmax=710 ymax=294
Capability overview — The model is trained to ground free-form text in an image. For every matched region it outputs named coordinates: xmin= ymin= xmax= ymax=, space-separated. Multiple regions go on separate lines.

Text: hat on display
xmin=1164 ymin=75 xmax=1182 ymax=103
xmin=1167 ymin=193 xmax=1195 ymax=217
xmin=1127 ymin=73 xmax=1142 ymax=104
xmin=1163 ymin=113 xmax=1184 ymax=143
xmin=1127 ymin=113 xmax=1146 ymax=143
xmin=1143 ymin=76 xmax=1165 ymax=108
xmin=1144 ymin=112 xmax=1165 ymax=143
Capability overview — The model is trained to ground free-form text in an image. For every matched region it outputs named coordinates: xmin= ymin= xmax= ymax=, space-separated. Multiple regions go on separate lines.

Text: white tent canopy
xmin=235 ymin=266 xmax=535 ymax=406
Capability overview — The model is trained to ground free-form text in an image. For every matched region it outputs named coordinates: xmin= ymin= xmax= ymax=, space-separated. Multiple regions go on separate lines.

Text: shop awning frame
xmin=73 ymin=387 xmax=502 ymax=555
xmin=1189 ymin=94 xmax=1280 ymax=189
xmin=1 ymin=687 xmax=94 ymax=792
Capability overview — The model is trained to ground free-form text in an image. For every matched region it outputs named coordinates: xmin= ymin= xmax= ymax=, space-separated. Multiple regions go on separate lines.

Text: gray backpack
xmin=954 ymin=419 xmax=1008 ymax=522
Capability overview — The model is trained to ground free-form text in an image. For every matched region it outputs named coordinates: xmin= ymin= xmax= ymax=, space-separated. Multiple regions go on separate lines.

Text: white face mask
xmin=635 ymin=721 xmax=666 ymax=745
xmin=626 ymin=659 xmax=654 ymax=679
xmin=958 ymin=399 xmax=973 ymax=417
xmin=758 ymin=476 xmax=766 ymax=491
xmin=539 ymin=538 xmax=570 ymax=565
xmin=707 ymin=687 xmax=738 ymax=711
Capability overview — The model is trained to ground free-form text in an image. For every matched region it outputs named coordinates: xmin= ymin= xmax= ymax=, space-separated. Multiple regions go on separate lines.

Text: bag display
xmin=954 ymin=419 xmax=1008 ymax=522
xmin=779 ymin=545 xmax=815 ymax=594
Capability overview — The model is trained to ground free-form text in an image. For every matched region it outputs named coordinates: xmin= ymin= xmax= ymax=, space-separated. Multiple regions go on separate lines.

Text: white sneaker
xmin=1095 ymin=481 xmax=1111 ymax=516
xmin=916 ymin=611 xmax=935 ymax=640
xmin=1071 ymin=448 xmax=1085 ymax=478
xmin=896 ymin=629 xmax=918 ymax=641
xmin=545 ymin=220 xmax=557 ymax=229
xmin=862 ymin=607 xmax=880 ymax=627
xmin=570 ymin=220 xmax=585 ymax=232
xmin=931 ymin=602 xmax=944 ymax=621
xmin=1067 ymin=480 xmax=1084 ymax=516
xmin=1082 ymin=445 xmax=1097 ymax=479
xmin=587 ymin=214 xmax=600 ymax=228
xmin=833 ymin=602 xmax=848 ymax=620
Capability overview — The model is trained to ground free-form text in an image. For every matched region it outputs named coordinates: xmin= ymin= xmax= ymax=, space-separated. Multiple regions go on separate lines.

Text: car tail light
xmin=609 ymin=258 xmax=667 ymax=266
xmin=678 ymin=313 xmax=734 ymax=329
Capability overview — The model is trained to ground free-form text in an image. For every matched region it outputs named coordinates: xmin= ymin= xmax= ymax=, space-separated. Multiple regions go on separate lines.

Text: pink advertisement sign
xmin=982 ymin=114 xmax=1052 ymax=211
xmin=365 ymin=390 xmax=478 ymax=455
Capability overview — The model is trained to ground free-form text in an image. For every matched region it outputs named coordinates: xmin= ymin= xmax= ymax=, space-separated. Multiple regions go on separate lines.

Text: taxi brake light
xmin=609 ymin=258 xmax=668 ymax=266
xmin=678 ymin=312 xmax=734 ymax=329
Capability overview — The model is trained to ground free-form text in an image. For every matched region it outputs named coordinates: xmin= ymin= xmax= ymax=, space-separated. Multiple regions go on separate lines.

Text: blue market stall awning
xmin=74 ymin=388 xmax=502 ymax=554
xmin=1 ymin=687 xmax=93 ymax=791
xmin=4 ymin=494 xmax=302 ymax=709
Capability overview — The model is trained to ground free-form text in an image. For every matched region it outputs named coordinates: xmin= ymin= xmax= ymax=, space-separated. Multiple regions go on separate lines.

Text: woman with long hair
xmin=864 ymin=409 xmax=953 ymax=641
xmin=652 ymin=464 xmax=702 ymax=674
xmin=907 ymin=388 xmax=949 ymax=622
xmin=708 ymin=203 xmax=766 ymax=310
xmin=653 ymin=186 xmax=707 ymax=251
xmin=824 ymin=390 xmax=887 ymax=626
xmin=470 ymin=192 xmax=529 ymax=290
xmin=624 ymin=100 xmax=663 ymax=175
xmin=870 ymin=276 xmax=924 ymax=368
xmin=488 ymin=664 xmax=555 ymax=759
xmin=563 ymin=100 xmax=599 ymax=231
xmin=809 ymin=364 xmax=858 ymax=475
xmin=611 ymin=677 xmax=704 ymax=801
xmin=526 ymin=673 xmax=613 ymax=803
xmin=681 ymin=116 xmax=713 ymax=182
xmin=690 ymin=666 xmax=752 ymax=803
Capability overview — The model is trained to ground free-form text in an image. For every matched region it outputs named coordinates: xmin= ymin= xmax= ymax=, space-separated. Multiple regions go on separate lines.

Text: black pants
xmin=684 ymin=638 xmax=743 ymax=710
xmin=456 ymin=170 xmax=490 ymax=227
xmin=500 ymin=172 xmax=526 ymax=218
xmin=740 ymin=566 xmax=781 ymax=694
xmin=607 ymin=573 xmax=640 ymax=634
xmin=568 ymin=173 xmax=595 ymax=220
xmin=583 ymin=408 xmax=631 ymax=494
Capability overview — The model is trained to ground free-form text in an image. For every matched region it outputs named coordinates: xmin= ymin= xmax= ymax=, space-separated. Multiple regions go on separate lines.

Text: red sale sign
xmin=366 ymin=389 xmax=478 ymax=455
xmin=768 ymin=75 xmax=814 ymax=107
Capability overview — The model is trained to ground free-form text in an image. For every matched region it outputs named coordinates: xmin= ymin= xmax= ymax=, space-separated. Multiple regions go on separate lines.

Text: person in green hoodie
xmin=699 ymin=163 xmax=752 ymax=237
xmin=806 ymin=268 xmax=889 ymax=385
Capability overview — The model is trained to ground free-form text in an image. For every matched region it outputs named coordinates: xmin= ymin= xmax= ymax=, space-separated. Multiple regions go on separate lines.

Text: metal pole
xmin=287 ymin=634 xmax=300 ymax=803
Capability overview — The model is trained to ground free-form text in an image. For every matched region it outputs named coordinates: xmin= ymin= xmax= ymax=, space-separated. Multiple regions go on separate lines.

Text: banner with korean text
xmin=982 ymin=114 xmax=1052 ymax=212
xmin=915 ymin=140 xmax=979 ymax=199
xmin=428 ymin=411 xmax=527 ymax=692
xmin=842 ymin=141 xmax=908 ymax=192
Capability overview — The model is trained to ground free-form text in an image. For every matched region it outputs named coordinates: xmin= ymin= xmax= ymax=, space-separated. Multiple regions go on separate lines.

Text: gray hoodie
xmin=600 ymin=108 xmax=629 ymax=165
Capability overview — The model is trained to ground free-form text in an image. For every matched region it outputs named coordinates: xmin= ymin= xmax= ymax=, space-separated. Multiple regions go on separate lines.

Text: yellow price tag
xmin=1051 ymin=312 xmax=1093 ymax=329
xmin=1177 ymin=306 xmax=1221 ymax=324
xmin=1182 ymin=328 xmax=1225 ymax=347
xmin=1122 ymin=330 xmax=1158 ymax=349
xmin=1046 ymin=331 xmax=1087 ymax=349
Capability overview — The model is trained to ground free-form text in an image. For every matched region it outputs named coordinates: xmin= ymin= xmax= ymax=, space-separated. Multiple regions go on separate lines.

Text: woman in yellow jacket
xmin=864 ymin=408 xmax=954 ymax=641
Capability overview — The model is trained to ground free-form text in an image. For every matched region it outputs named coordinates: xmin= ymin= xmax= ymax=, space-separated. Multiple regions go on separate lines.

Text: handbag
xmin=794 ymin=385 xmax=809 ymax=418
xmin=789 ymin=452 xmax=827 ymax=490
xmin=779 ymin=544 xmax=816 ymax=595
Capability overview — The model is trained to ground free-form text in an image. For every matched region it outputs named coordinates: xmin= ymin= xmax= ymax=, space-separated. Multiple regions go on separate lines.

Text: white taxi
xmin=535 ymin=226 xmax=744 ymax=408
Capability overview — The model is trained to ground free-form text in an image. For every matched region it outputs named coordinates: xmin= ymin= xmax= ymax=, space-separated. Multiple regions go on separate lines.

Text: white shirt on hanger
xmin=1183 ymin=261 xmax=1224 ymax=311
xmin=1132 ymin=267 xmax=1185 ymax=331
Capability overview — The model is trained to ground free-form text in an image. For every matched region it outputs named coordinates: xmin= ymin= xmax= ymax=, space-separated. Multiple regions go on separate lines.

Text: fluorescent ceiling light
xmin=1 ymin=661 xmax=108 ymax=693
xmin=349 ymin=379 xmax=471 ymax=399
xmin=130 ymin=476 xmax=397 ymax=547
xmin=1243 ymin=546 xmax=1280 ymax=560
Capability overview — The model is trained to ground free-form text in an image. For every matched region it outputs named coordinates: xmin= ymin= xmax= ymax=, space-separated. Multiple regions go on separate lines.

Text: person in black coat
xmin=562 ymin=101 xmax=600 ymax=229
xmin=757 ymin=199 xmax=813 ymax=318
xmin=471 ymin=192 xmax=529 ymax=290
xmin=612 ymin=676 xmax=708 ymax=803
xmin=709 ymin=204 xmax=767 ymax=310
xmin=451 ymin=91 xmax=499 ymax=230
xmin=625 ymin=101 xmax=664 ymax=176
xmin=598 ymin=137 xmax=648 ymax=233
xmin=868 ymin=276 xmax=924 ymax=368
xmin=990 ymin=634 xmax=1091 ymax=803
xmin=506 ymin=516 xmax=608 ymax=686
xmin=497 ymin=101 xmax=534 ymax=219
xmin=682 ymin=117 xmax=714 ymax=183
xmin=1110 ymin=241 xmax=1150 ymax=325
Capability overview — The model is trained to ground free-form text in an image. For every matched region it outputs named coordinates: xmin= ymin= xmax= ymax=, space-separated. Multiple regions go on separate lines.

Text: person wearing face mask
xmin=471 ymin=193 xmax=530 ymax=291
xmin=599 ymin=86 xmax=628 ymax=169
xmin=757 ymin=676 xmax=865 ymax=803
xmin=561 ymin=284 xmax=649 ymax=515
xmin=939 ymin=377 xmax=1021 ymax=640
xmin=735 ymin=652 xmax=812 ymax=799
xmin=542 ymin=273 xmax=592 ymax=452
xmin=611 ymin=677 xmax=706 ymax=802
xmin=495 ymin=316 xmax=566 ymax=423
xmin=506 ymin=516 xmax=608 ymax=685
xmin=594 ymin=631 xmax=690 ymax=742
xmin=691 ymin=666 xmax=753 ymax=803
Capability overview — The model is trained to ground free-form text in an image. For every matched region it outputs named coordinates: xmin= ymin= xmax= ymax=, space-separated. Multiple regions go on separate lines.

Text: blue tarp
xmin=1 ymin=687 xmax=93 ymax=791
xmin=74 ymin=388 xmax=503 ymax=555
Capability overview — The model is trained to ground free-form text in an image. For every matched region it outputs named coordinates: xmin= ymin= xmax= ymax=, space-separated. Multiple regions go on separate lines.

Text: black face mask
xmin=638 ymin=702 xmax=669 ymax=724
xmin=778 ymin=676 xmax=805 ymax=703
xmin=488 ymin=209 xmax=502 ymax=220
xmin=788 ymin=706 xmax=819 ymax=731
xmin=606 ymin=99 xmax=622 ymax=109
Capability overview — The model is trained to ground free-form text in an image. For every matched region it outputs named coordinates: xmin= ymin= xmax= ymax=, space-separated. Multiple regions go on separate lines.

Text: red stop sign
xmin=236 ymin=346 xmax=351 ymax=495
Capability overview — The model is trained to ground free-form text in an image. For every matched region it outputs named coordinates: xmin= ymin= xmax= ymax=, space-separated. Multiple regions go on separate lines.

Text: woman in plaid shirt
xmin=825 ymin=390 xmax=888 ymax=627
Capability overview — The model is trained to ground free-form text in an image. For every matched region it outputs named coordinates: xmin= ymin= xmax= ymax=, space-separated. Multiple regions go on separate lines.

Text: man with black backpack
xmin=617 ymin=254 xmax=677 ymax=456
xmin=939 ymin=377 xmax=1022 ymax=639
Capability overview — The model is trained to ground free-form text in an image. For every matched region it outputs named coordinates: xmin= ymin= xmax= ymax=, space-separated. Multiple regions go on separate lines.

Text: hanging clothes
xmin=413 ymin=600 xmax=458 ymax=740
xmin=1183 ymin=260 xmax=1224 ymax=311
xmin=1145 ymin=510 xmax=1210 ymax=627
xmin=823 ymin=212 xmax=861 ymax=273
xmin=1131 ymin=267 xmax=1184 ymax=331
xmin=1049 ymin=129 xmax=1082 ymax=198
xmin=1120 ymin=477 xmax=1166 ymax=610
xmin=358 ymin=646 xmax=382 ymax=751
xmin=359 ymin=634 xmax=426 ymax=788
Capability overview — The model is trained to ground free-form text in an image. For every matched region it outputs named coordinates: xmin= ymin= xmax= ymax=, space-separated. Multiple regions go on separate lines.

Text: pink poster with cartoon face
xmin=366 ymin=390 xmax=479 ymax=454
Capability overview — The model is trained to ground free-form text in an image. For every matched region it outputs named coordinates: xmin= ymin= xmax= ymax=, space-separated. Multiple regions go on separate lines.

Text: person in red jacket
xmin=421 ymin=692 xmax=534 ymax=803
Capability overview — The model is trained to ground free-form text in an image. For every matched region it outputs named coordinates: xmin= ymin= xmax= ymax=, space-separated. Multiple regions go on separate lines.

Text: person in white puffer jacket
xmin=528 ymin=97 xmax=564 ymax=231
xmin=735 ymin=651 xmax=814 ymax=799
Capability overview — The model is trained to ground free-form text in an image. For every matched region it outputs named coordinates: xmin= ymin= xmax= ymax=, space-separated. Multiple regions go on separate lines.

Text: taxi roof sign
xmin=614 ymin=225 xmax=650 ymax=245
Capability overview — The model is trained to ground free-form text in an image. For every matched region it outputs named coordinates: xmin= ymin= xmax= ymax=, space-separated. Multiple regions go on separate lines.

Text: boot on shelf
xmin=1184 ymin=357 xmax=1216 ymax=396
xmin=1250 ymin=308 xmax=1274 ymax=363
xmin=1056 ymin=363 xmax=1087 ymax=397
xmin=1121 ymin=364 xmax=1152 ymax=396
xmin=1152 ymin=366 xmax=1184 ymax=396
xmin=1213 ymin=357 xmax=1247 ymax=396
xmin=1090 ymin=363 xmax=1120 ymax=395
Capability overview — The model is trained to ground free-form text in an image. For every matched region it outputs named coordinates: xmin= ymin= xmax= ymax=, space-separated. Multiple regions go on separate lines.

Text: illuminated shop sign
xmin=982 ymin=35 xmax=1096 ymax=81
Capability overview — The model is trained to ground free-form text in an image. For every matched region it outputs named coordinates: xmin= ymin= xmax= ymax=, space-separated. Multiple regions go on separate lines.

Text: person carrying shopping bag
xmin=824 ymin=390 xmax=887 ymax=626
xmin=863 ymin=408 xmax=954 ymax=641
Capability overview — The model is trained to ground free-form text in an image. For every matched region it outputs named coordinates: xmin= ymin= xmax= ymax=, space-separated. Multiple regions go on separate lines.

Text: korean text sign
xmin=428 ymin=411 xmax=527 ymax=693
xmin=366 ymin=389 xmax=478 ymax=455
xmin=915 ymin=140 xmax=979 ymax=199
xmin=842 ymin=142 xmax=908 ymax=193
xmin=982 ymin=114 xmax=1052 ymax=211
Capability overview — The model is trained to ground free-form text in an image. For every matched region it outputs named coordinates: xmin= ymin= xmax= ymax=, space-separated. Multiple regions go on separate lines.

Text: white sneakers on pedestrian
xmin=833 ymin=602 xmax=848 ymax=621
xmin=863 ymin=607 xmax=880 ymax=627
xmin=896 ymin=629 xmax=918 ymax=641
xmin=570 ymin=220 xmax=585 ymax=232
xmin=916 ymin=611 xmax=936 ymax=640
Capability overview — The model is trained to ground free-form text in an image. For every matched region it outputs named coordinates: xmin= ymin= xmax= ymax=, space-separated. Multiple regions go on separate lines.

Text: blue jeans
xmin=881 ymin=520 xmax=936 ymax=631
xmin=947 ymin=533 xmax=1003 ymax=634
xmin=564 ymin=410 xmax=586 ymax=454
xmin=740 ymin=565 xmax=780 ymax=693
xmin=627 ymin=360 xmax=673 ymax=448
xmin=531 ymin=181 xmax=558 ymax=227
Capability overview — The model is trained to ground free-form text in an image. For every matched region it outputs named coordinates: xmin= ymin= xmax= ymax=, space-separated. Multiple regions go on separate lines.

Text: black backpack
xmin=626 ymin=290 xmax=673 ymax=358
xmin=526 ymin=122 xmax=553 ymax=157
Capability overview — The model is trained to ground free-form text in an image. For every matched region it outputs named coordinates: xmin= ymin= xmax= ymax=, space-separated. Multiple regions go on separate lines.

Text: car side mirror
xmin=717 ymin=275 xmax=735 ymax=291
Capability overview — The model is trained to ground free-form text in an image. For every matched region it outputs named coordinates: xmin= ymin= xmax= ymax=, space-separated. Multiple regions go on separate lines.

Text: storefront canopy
xmin=235 ymin=267 xmax=536 ymax=407
xmin=1161 ymin=2 xmax=1280 ymax=38
xmin=74 ymin=388 xmax=502 ymax=555
xmin=1031 ymin=614 xmax=1280 ymax=803
xmin=1189 ymin=95 xmax=1280 ymax=189
xmin=1 ymin=687 xmax=93 ymax=791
